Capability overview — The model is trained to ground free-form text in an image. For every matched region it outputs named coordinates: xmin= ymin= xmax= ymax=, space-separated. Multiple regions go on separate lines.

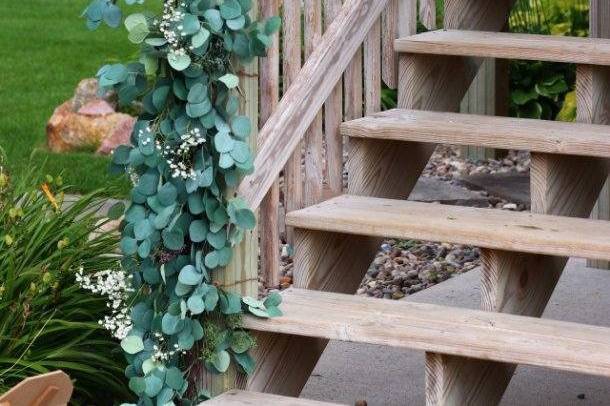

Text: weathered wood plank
xmin=282 ymin=0 xmax=304 ymax=243
xmin=258 ymin=0 xmax=280 ymax=290
xmin=324 ymin=0 xmax=344 ymax=198
xmin=459 ymin=58 xmax=496 ymax=160
xmin=363 ymin=18 xmax=382 ymax=115
xmin=244 ymin=288 xmax=610 ymax=378
xmin=201 ymin=390 xmax=345 ymax=405
xmin=419 ymin=0 xmax=436 ymax=30
xmin=303 ymin=0 xmax=324 ymax=206
xmin=340 ymin=109 xmax=610 ymax=158
xmin=344 ymin=54 xmax=363 ymax=121
xmin=381 ymin=0 xmax=398 ymax=88
xmin=396 ymin=30 xmax=610 ymax=65
xmin=286 ymin=194 xmax=610 ymax=261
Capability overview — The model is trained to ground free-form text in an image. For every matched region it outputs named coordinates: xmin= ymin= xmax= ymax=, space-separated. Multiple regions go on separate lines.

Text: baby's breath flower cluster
xmin=76 ymin=266 xmax=134 ymax=340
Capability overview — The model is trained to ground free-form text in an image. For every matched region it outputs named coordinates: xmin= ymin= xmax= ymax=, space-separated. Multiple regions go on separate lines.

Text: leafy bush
xmin=508 ymin=0 xmax=588 ymax=120
xmin=0 ymin=153 xmax=131 ymax=404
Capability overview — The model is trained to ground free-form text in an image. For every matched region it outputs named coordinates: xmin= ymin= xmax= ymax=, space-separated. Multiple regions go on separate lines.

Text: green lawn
xmin=0 ymin=0 xmax=145 ymax=195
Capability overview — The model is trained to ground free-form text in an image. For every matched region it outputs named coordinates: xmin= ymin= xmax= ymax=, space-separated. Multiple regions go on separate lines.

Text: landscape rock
xmin=47 ymin=101 xmax=134 ymax=153
xmin=46 ymin=78 xmax=134 ymax=154
xmin=78 ymin=100 xmax=115 ymax=116
xmin=72 ymin=78 xmax=116 ymax=111
xmin=96 ymin=116 xmax=137 ymax=154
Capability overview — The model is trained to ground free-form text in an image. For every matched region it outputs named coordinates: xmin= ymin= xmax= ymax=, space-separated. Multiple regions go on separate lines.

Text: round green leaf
xmin=211 ymin=350 xmax=231 ymax=373
xmin=121 ymin=335 xmax=144 ymax=354
xmin=231 ymin=116 xmax=251 ymax=138
xmin=144 ymin=374 xmax=163 ymax=398
xmin=189 ymin=220 xmax=208 ymax=242
xmin=165 ymin=367 xmax=184 ymax=391
xmin=187 ymin=295 xmax=205 ymax=314
xmin=220 ymin=0 xmax=242 ymax=19
xmin=178 ymin=265 xmax=203 ymax=285
xmin=218 ymin=73 xmax=239 ymax=89
xmin=168 ymin=52 xmax=192 ymax=71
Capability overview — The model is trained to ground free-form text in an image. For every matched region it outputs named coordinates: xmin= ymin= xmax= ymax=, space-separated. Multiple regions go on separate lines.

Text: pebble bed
xmin=277 ymin=146 xmax=531 ymax=299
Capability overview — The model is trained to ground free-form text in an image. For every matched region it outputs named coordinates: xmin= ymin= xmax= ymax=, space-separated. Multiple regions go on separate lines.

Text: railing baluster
xmin=364 ymin=17 xmax=382 ymax=115
xmin=258 ymin=0 xmax=281 ymax=290
xmin=324 ymin=0 xmax=344 ymax=198
xmin=303 ymin=0 xmax=325 ymax=207
xmin=282 ymin=0 xmax=304 ymax=244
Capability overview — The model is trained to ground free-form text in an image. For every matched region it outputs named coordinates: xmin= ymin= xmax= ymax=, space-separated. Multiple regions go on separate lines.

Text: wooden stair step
xmin=341 ymin=109 xmax=610 ymax=159
xmin=285 ymin=195 xmax=610 ymax=261
xmin=395 ymin=30 xmax=610 ymax=65
xmin=201 ymin=390 xmax=346 ymax=405
xmin=245 ymin=288 xmax=610 ymax=377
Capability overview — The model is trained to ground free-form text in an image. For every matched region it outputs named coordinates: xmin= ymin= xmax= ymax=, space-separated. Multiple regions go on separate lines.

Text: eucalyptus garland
xmin=81 ymin=1 xmax=281 ymax=404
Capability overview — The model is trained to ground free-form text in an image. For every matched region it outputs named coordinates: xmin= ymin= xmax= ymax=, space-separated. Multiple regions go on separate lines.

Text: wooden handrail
xmin=237 ymin=0 xmax=391 ymax=210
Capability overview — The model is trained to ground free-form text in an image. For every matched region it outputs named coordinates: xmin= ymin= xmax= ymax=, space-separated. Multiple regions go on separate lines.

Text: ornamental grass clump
xmin=0 ymin=154 xmax=131 ymax=404
xmin=81 ymin=0 xmax=282 ymax=404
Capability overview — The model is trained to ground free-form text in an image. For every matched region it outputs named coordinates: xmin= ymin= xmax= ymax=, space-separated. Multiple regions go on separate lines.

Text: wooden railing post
xmin=196 ymin=1 xmax=260 ymax=397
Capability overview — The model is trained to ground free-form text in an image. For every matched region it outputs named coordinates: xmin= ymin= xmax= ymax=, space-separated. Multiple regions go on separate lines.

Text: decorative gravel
xmin=277 ymin=145 xmax=532 ymax=299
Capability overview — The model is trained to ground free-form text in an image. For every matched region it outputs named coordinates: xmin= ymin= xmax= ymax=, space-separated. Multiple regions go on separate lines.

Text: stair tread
xmin=201 ymin=390 xmax=345 ymax=405
xmin=244 ymin=288 xmax=610 ymax=377
xmin=395 ymin=30 xmax=610 ymax=65
xmin=285 ymin=195 xmax=610 ymax=261
xmin=341 ymin=109 xmax=610 ymax=158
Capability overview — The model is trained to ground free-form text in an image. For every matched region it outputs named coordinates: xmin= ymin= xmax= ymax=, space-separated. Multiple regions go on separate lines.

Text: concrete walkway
xmin=301 ymin=259 xmax=610 ymax=405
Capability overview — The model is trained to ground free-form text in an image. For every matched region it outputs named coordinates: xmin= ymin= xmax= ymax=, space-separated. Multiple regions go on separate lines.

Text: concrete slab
xmin=458 ymin=172 xmax=530 ymax=205
xmin=301 ymin=259 xmax=610 ymax=405
xmin=408 ymin=177 xmax=489 ymax=207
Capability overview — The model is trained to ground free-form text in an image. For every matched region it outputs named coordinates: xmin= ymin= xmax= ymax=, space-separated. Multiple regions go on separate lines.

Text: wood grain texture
xmin=247 ymin=229 xmax=378 ymax=396
xmin=344 ymin=51 xmax=363 ymax=121
xmin=282 ymin=1 xmax=304 ymax=244
xmin=426 ymin=7 xmax=610 ymax=402
xmin=459 ymin=58 xmax=496 ymax=160
xmin=286 ymin=194 xmax=610 ymax=261
xmin=340 ymin=108 xmax=610 ymax=158
xmin=363 ymin=18 xmax=381 ymax=115
xmin=303 ymin=0 xmax=324 ymax=207
xmin=238 ymin=0 xmax=392 ymax=210
xmin=249 ymin=0 xmax=511 ymax=399
xmin=395 ymin=29 xmax=610 ymax=65
xmin=323 ymin=0 xmax=344 ymax=198
xmin=244 ymin=288 xmax=610 ymax=378
xmin=587 ymin=0 xmax=610 ymax=269
xmin=201 ymin=390 xmax=345 ymax=405
xmin=258 ymin=0 xmax=280 ymax=290
xmin=419 ymin=0 xmax=436 ymax=30
xmin=381 ymin=0 xmax=398 ymax=88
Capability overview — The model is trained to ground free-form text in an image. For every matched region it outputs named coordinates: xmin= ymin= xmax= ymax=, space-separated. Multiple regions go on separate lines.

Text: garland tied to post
xmin=81 ymin=1 xmax=281 ymax=404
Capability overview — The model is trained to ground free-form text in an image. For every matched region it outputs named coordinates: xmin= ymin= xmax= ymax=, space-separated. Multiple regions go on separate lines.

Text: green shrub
xmin=0 ymin=152 xmax=131 ymax=404
xmin=508 ymin=0 xmax=588 ymax=120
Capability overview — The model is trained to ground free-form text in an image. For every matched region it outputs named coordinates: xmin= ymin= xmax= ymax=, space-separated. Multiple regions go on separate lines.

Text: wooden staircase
xmin=219 ymin=1 xmax=610 ymax=405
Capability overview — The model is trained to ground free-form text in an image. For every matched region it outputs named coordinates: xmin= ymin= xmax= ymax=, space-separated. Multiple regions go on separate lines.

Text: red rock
xmin=71 ymin=78 xmax=116 ymax=111
xmin=46 ymin=101 xmax=134 ymax=153
xmin=96 ymin=116 xmax=136 ymax=155
xmin=78 ymin=100 xmax=115 ymax=116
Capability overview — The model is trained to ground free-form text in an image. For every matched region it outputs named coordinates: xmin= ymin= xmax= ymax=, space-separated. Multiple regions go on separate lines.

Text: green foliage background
xmin=0 ymin=0 xmax=158 ymax=197
xmin=0 ymin=158 xmax=131 ymax=404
